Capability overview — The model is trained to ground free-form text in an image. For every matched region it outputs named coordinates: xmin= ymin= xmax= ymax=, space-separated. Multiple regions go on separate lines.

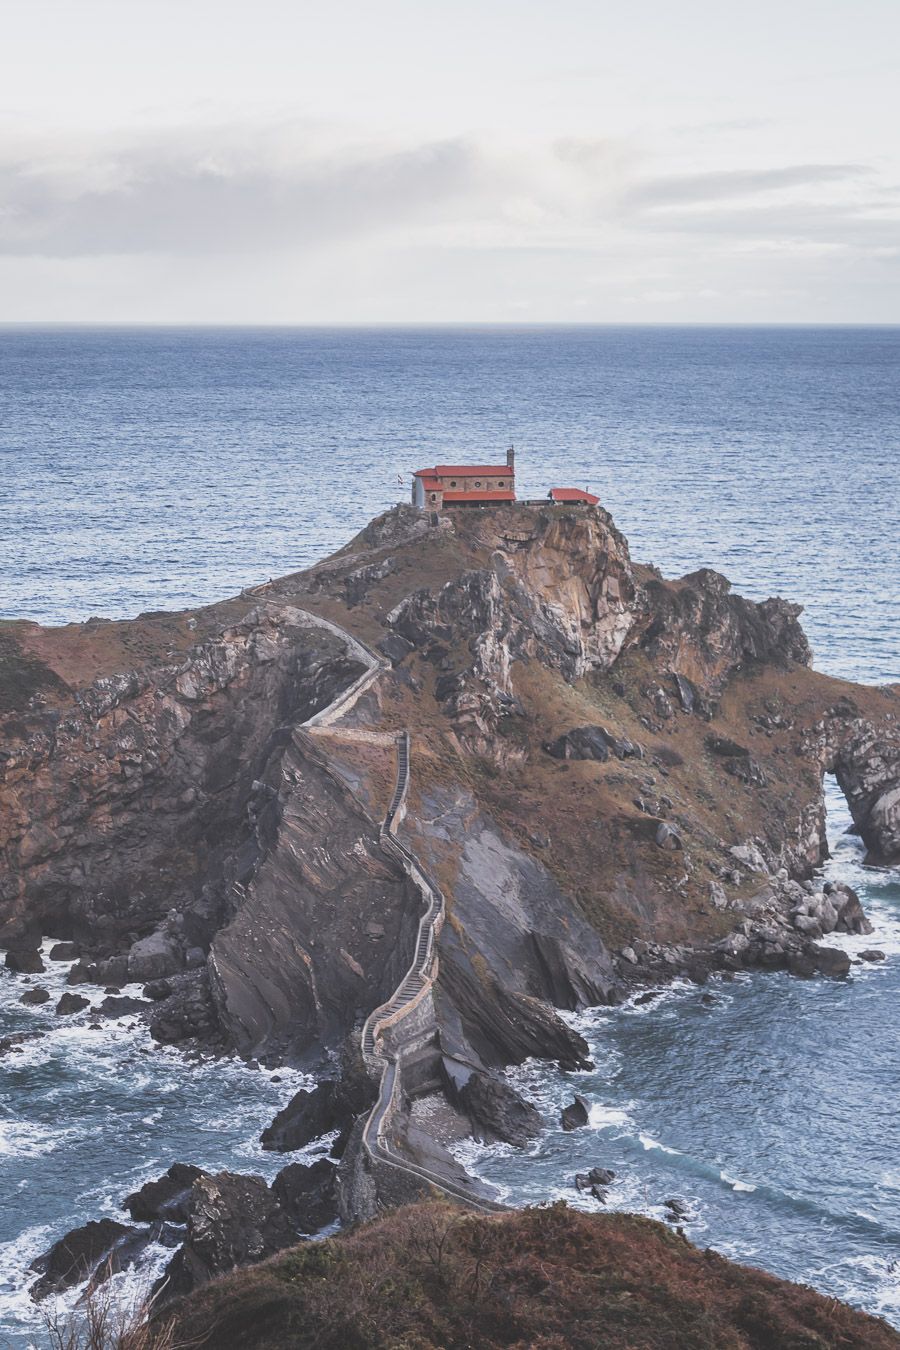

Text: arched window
xmin=430 ymin=493 xmax=437 ymax=502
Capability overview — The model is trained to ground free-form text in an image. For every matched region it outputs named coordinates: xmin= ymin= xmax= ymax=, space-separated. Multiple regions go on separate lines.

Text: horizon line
xmin=2 ymin=320 xmax=900 ymax=331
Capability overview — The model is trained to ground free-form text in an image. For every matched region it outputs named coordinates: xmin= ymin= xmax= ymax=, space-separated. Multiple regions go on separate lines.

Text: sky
xmin=1 ymin=0 xmax=899 ymax=323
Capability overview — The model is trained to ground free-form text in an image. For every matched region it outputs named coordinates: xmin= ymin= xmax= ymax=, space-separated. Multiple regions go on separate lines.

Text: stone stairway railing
xmin=360 ymin=733 xmax=506 ymax=1213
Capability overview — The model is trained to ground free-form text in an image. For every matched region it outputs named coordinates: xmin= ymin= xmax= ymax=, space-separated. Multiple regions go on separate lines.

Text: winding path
xmin=292 ymin=606 xmax=504 ymax=1212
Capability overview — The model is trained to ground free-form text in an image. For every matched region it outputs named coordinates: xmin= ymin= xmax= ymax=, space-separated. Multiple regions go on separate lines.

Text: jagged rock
xmin=453 ymin=1066 xmax=542 ymax=1147
xmin=641 ymin=568 xmax=811 ymax=691
xmin=544 ymin=725 xmax=641 ymax=763
xmin=707 ymin=734 xmax=750 ymax=759
xmin=831 ymin=883 xmax=873 ymax=935
xmin=143 ymin=978 xmax=173 ymax=1000
xmin=561 ymin=1095 xmax=590 ymax=1131
xmin=729 ymin=842 xmax=769 ymax=874
xmin=574 ymin=1167 xmax=616 ymax=1190
xmin=20 ymin=987 xmax=50 ymax=1005
xmin=272 ymin=1159 xmax=338 ymax=1234
xmin=125 ymin=1163 xmax=207 ymax=1222
xmin=724 ymin=756 xmax=767 ymax=787
xmin=664 ymin=1198 xmax=690 ymax=1220
xmin=55 ymin=992 xmax=89 ymax=1015
xmin=149 ymin=970 xmax=221 ymax=1046
xmin=66 ymin=961 xmax=93 ymax=984
xmin=708 ymin=881 xmax=728 ymax=911
xmin=859 ymin=949 xmax=886 ymax=962
xmin=29 ymin=1219 xmax=134 ymax=1300
xmin=261 ymin=1081 xmax=345 ymax=1152
xmin=93 ymin=956 xmax=129 ymax=986
xmin=128 ymin=931 xmax=183 ymax=982
xmin=620 ymin=946 xmax=638 ymax=963
xmin=153 ymin=1172 xmax=295 ymax=1303
xmin=377 ymin=632 xmax=414 ymax=665
xmin=5 ymin=948 xmax=44 ymax=974
xmin=545 ymin=727 xmax=610 ymax=762
xmin=97 ymin=995 xmax=149 ymax=1018
xmin=48 ymin=942 xmax=79 ymax=961
xmin=831 ymin=720 xmax=900 ymax=862
xmin=265 ymin=1046 xmax=375 ymax=1163
xmin=672 ymin=672 xmax=698 ymax=712
xmin=793 ymin=914 xmax=823 ymax=939
xmin=809 ymin=944 xmax=852 ymax=978
xmin=655 ymin=822 xmax=682 ymax=851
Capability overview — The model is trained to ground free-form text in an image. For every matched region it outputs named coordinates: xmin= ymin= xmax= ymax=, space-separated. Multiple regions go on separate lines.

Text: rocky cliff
xmin=3 ymin=502 xmax=899 ymax=1245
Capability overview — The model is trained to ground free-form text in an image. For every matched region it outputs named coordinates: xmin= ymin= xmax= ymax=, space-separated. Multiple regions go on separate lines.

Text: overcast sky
xmin=2 ymin=0 xmax=898 ymax=322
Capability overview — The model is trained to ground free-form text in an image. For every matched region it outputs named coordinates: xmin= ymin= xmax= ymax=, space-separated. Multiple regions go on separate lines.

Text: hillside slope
xmin=162 ymin=1201 xmax=900 ymax=1350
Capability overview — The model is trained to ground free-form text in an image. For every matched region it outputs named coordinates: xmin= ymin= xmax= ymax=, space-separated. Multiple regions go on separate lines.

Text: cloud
xmin=1 ymin=118 xmax=897 ymax=324
xmin=0 ymin=125 xmax=497 ymax=256
xmin=624 ymin=163 xmax=872 ymax=211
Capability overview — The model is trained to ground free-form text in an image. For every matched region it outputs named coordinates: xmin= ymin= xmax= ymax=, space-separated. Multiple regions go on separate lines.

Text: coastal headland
xmin=2 ymin=500 xmax=898 ymax=1336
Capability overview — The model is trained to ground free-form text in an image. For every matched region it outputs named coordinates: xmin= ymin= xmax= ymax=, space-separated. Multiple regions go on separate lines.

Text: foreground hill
xmin=162 ymin=1201 xmax=900 ymax=1350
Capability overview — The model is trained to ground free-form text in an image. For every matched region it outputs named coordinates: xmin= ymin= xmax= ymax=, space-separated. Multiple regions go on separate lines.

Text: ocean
xmin=0 ymin=325 xmax=898 ymax=1341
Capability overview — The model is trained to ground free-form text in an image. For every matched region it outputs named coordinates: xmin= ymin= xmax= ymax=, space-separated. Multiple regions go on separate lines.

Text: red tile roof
xmin=549 ymin=487 xmax=600 ymax=505
xmin=414 ymin=465 xmax=514 ymax=478
xmin=442 ymin=490 xmax=516 ymax=503
xmin=420 ymin=478 xmax=443 ymax=491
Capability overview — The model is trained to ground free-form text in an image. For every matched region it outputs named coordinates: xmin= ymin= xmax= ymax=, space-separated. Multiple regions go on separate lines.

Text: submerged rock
xmin=0 ymin=1031 xmax=44 ymax=1055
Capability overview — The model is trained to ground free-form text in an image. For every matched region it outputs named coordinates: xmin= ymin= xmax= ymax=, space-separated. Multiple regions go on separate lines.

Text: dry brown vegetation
xmin=162 ymin=1202 xmax=900 ymax=1350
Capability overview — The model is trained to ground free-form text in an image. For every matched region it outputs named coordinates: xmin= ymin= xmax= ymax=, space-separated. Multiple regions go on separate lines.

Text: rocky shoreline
xmin=2 ymin=500 xmax=899 ymax=1316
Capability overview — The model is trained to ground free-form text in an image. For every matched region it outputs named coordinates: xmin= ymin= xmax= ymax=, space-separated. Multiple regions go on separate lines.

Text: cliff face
xmin=0 ymin=606 xmax=370 ymax=948
xmin=2 ymin=502 xmax=898 ymax=1078
xmin=208 ymin=730 xmax=421 ymax=1058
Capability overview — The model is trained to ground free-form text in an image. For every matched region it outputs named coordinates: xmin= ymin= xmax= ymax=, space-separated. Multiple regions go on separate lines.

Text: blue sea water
xmin=0 ymin=326 xmax=898 ymax=1341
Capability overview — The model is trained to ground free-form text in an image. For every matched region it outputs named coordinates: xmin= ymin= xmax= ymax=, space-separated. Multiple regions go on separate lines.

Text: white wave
xmin=720 ymin=1170 xmax=757 ymax=1193
xmin=638 ymin=1133 xmax=681 ymax=1156
xmin=0 ymin=1223 xmax=55 ymax=1336
xmin=0 ymin=1120 xmax=75 ymax=1160
xmin=813 ymin=1251 xmax=900 ymax=1324
xmin=588 ymin=1102 xmax=634 ymax=1130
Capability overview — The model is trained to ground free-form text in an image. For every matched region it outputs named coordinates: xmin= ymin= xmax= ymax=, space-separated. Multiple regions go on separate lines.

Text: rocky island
xmin=2 ymin=500 xmax=899 ymax=1341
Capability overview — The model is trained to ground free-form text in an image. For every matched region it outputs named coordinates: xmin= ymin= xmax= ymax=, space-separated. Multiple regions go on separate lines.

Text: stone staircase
xmin=291 ymin=608 xmax=504 ymax=1213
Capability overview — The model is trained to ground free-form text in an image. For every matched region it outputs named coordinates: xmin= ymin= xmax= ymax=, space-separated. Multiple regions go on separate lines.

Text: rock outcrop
xmin=4 ymin=498 xmax=899 ymax=1260
xmin=29 ymin=1219 xmax=135 ymax=1300
xmin=153 ymin=1171 xmax=296 ymax=1302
